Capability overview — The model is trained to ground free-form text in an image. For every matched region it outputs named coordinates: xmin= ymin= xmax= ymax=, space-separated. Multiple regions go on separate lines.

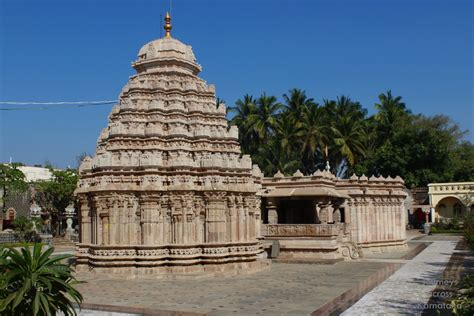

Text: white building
xmin=17 ymin=166 xmax=54 ymax=182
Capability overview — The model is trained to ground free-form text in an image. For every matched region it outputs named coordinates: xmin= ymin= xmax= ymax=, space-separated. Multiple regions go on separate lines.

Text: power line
xmin=0 ymin=100 xmax=117 ymax=111
xmin=0 ymin=100 xmax=117 ymax=105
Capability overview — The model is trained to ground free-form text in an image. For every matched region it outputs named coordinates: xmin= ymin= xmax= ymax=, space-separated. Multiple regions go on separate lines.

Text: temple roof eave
xmin=262 ymin=187 xmax=350 ymax=199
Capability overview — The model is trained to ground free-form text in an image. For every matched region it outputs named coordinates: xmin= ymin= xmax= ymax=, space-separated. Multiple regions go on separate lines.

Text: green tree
xmin=0 ymin=163 xmax=28 ymax=212
xmin=282 ymin=88 xmax=316 ymax=123
xmin=451 ymin=141 xmax=474 ymax=182
xmin=357 ymin=114 xmax=468 ymax=187
xmin=0 ymin=243 xmax=83 ymax=315
xmin=374 ymin=90 xmax=411 ymax=142
xmin=299 ymin=103 xmax=327 ymax=174
xmin=323 ymin=96 xmax=368 ymax=177
xmin=254 ymin=139 xmax=301 ymax=176
xmin=229 ymin=94 xmax=258 ymax=154
xmin=34 ymin=169 xmax=78 ymax=236
xmin=246 ymin=93 xmax=283 ymax=143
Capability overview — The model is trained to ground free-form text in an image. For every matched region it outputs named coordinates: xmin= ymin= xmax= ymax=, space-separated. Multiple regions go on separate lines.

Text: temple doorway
xmin=278 ymin=199 xmax=314 ymax=224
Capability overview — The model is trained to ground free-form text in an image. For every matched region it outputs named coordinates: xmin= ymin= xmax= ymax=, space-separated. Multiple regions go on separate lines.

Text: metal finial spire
xmin=164 ymin=12 xmax=172 ymax=38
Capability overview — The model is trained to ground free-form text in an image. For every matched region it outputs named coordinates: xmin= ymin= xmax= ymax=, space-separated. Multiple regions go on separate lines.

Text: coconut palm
xmin=282 ymin=88 xmax=316 ymax=122
xmin=246 ymin=93 xmax=283 ymax=143
xmin=273 ymin=113 xmax=304 ymax=158
xmin=299 ymin=103 xmax=328 ymax=174
xmin=324 ymin=96 xmax=368 ymax=176
xmin=229 ymin=94 xmax=257 ymax=154
xmin=0 ymin=243 xmax=83 ymax=315
xmin=255 ymin=139 xmax=301 ymax=176
xmin=374 ymin=90 xmax=411 ymax=141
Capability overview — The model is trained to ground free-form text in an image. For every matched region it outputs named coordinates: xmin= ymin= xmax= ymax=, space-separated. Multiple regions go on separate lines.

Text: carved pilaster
xmin=267 ymin=198 xmax=278 ymax=224
xmin=78 ymin=195 xmax=91 ymax=244
xmin=204 ymin=191 xmax=227 ymax=243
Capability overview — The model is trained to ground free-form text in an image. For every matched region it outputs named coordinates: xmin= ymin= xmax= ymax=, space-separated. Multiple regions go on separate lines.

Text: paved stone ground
xmin=76 ymin=261 xmax=390 ymax=315
xmin=342 ymin=235 xmax=461 ymax=315
xmin=66 ymin=231 xmax=463 ymax=315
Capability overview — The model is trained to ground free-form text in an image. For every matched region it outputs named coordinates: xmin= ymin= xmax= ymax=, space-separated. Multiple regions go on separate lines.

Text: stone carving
xmin=263 ymin=224 xmax=341 ymax=237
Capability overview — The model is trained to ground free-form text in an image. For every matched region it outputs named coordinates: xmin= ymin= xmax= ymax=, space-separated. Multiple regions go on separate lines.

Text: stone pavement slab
xmin=76 ymin=261 xmax=392 ymax=315
xmin=342 ymin=236 xmax=461 ymax=315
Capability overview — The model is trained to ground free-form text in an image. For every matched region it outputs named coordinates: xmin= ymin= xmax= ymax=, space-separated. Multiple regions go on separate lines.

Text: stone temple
xmin=75 ymin=14 xmax=265 ymax=276
xmin=76 ymin=14 xmax=409 ymax=276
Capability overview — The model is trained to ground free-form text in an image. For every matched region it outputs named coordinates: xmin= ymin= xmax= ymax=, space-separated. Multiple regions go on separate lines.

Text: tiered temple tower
xmin=75 ymin=14 xmax=265 ymax=276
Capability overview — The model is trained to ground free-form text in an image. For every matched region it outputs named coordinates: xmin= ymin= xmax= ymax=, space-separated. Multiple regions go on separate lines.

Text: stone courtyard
xmin=77 ymin=261 xmax=394 ymax=315
xmin=69 ymin=232 xmax=473 ymax=315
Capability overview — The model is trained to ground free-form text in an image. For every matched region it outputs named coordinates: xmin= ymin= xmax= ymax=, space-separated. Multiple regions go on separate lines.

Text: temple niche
xmin=75 ymin=14 xmax=265 ymax=276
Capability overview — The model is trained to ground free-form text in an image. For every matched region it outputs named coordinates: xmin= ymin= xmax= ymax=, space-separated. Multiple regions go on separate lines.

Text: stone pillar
xmin=205 ymin=192 xmax=226 ymax=243
xmin=361 ymin=198 xmax=368 ymax=243
xmin=100 ymin=213 xmax=109 ymax=245
xmin=388 ymin=199 xmax=394 ymax=240
xmin=374 ymin=198 xmax=383 ymax=241
xmin=79 ymin=196 xmax=91 ymax=244
xmin=160 ymin=196 xmax=170 ymax=244
xmin=400 ymin=200 xmax=407 ymax=240
xmin=94 ymin=197 xmax=102 ymax=245
xmin=383 ymin=199 xmax=389 ymax=241
xmin=356 ymin=197 xmax=363 ymax=243
xmin=108 ymin=210 xmax=117 ymax=246
xmin=255 ymin=197 xmax=262 ymax=238
xmin=130 ymin=196 xmax=141 ymax=245
xmin=318 ymin=199 xmax=332 ymax=224
xmin=227 ymin=195 xmax=237 ymax=242
xmin=244 ymin=197 xmax=251 ymax=241
xmin=142 ymin=195 xmax=162 ymax=245
xmin=236 ymin=195 xmax=245 ymax=242
xmin=267 ymin=198 xmax=278 ymax=224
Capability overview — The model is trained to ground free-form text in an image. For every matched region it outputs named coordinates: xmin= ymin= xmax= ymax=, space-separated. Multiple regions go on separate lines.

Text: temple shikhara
xmin=75 ymin=14 xmax=265 ymax=275
xmin=76 ymin=14 xmax=407 ymax=276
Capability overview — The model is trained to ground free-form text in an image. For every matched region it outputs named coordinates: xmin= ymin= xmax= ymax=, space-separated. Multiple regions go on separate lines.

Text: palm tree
xmin=282 ymin=88 xmax=316 ymax=122
xmin=0 ymin=244 xmax=83 ymax=315
xmin=246 ymin=93 xmax=283 ymax=143
xmin=255 ymin=139 xmax=301 ymax=176
xmin=323 ymin=96 xmax=368 ymax=176
xmin=374 ymin=90 xmax=411 ymax=141
xmin=273 ymin=113 xmax=303 ymax=158
xmin=229 ymin=95 xmax=257 ymax=154
xmin=299 ymin=103 xmax=328 ymax=174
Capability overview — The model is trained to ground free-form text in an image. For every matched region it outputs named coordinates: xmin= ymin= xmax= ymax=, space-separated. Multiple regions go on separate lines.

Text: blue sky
xmin=0 ymin=0 xmax=472 ymax=168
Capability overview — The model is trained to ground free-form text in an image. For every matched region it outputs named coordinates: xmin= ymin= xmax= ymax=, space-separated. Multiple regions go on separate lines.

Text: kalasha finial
xmin=164 ymin=12 xmax=172 ymax=38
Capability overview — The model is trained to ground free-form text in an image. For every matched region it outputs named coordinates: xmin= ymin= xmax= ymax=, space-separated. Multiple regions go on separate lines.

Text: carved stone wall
xmin=261 ymin=170 xmax=408 ymax=257
xmin=75 ymin=32 xmax=264 ymax=275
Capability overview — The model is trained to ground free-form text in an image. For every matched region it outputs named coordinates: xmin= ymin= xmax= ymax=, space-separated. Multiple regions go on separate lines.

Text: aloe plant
xmin=0 ymin=243 xmax=83 ymax=315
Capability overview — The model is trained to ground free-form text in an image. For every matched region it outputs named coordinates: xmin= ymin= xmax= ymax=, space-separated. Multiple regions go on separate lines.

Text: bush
xmin=451 ymin=274 xmax=474 ymax=315
xmin=0 ymin=243 xmax=83 ymax=315
xmin=463 ymin=212 xmax=474 ymax=250
xmin=12 ymin=216 xmax=42 ymax=244
xmin=430 ymin=218 xmax=464 ymax=234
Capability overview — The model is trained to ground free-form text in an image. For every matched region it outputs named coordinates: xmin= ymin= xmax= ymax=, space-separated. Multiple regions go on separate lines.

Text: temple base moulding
xmin=75 ymin=241 xmax=269 ymax=278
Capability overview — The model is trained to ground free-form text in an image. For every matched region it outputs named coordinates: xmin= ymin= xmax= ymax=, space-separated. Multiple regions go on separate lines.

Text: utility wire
xmin=0 ymin=100 xmax=117 ymax=111
xmin=0 ymin=100 xmax=117 ymax=105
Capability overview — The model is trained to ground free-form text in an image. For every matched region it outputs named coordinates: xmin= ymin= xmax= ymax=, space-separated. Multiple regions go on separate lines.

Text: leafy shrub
xmin=0 ymin=243 xmax=83 ymax=315
xmin=430 ymin=218 xmax=464 ymax=233
xmin=463 ymin=212 xmax=474 ymax=250
xmin=12 ymin=216 xmax=42 ymax=243
xmin=451 ymin=274 xmax=474 ymax=315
